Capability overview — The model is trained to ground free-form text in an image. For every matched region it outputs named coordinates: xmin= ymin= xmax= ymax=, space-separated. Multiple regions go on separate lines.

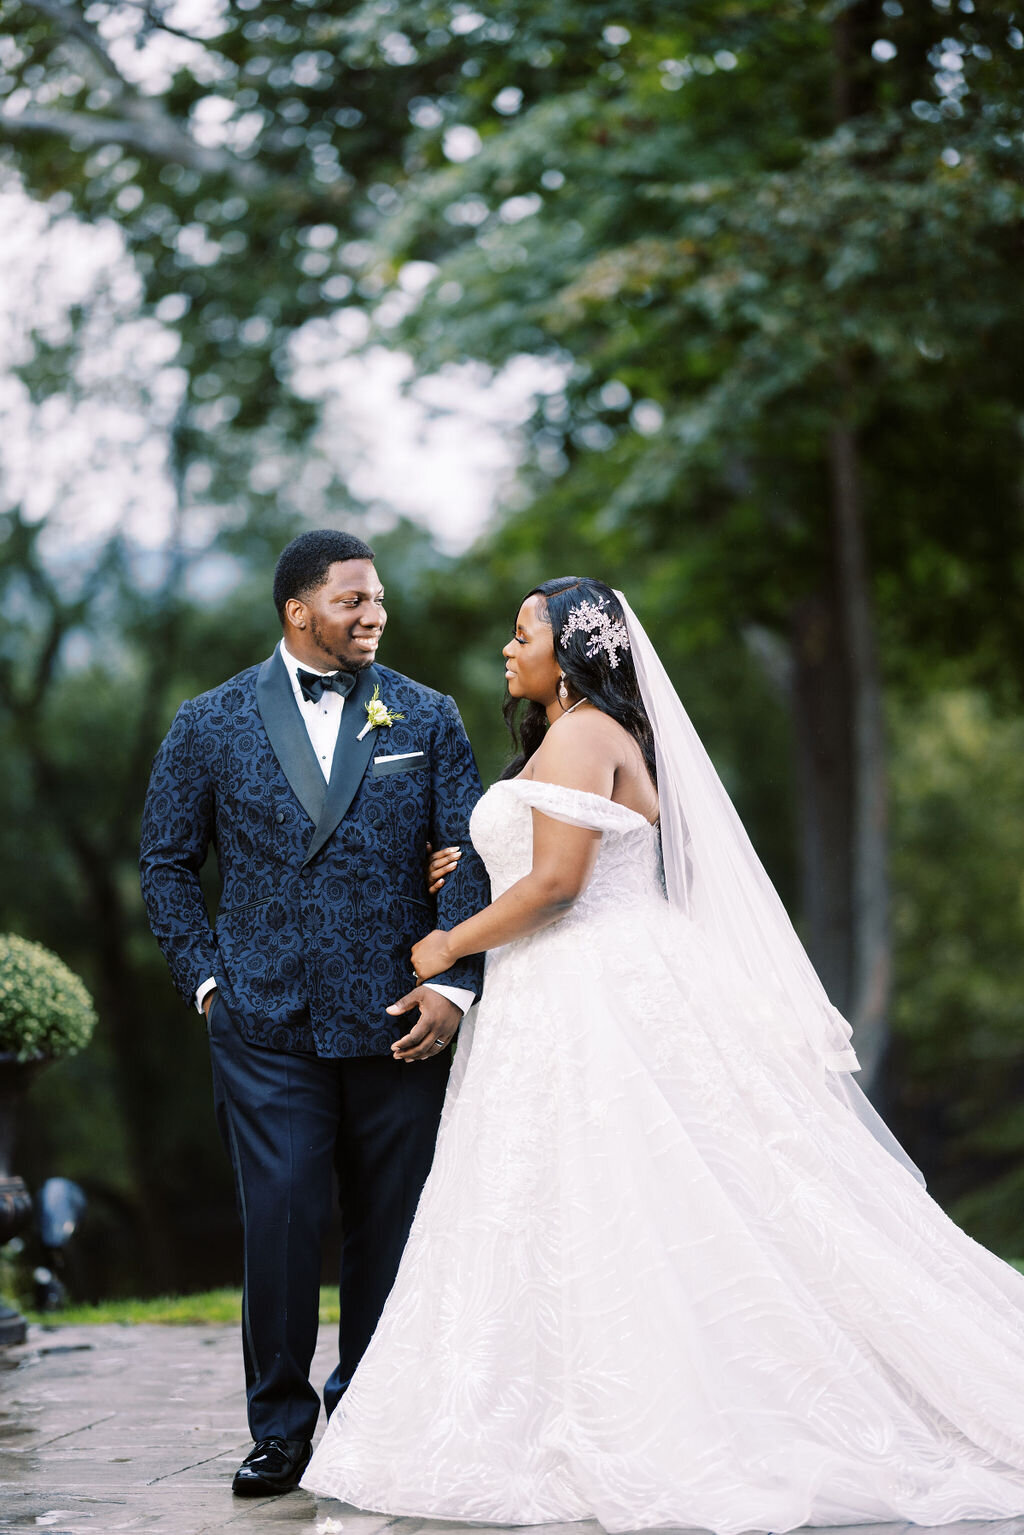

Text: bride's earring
xmin=557 ymin=676 xmax=570 ymax=706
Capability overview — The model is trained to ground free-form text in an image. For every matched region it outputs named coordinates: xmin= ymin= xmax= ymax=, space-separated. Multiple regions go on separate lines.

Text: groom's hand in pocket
xmin=387 ymin=988 xmax=461 ymax=1063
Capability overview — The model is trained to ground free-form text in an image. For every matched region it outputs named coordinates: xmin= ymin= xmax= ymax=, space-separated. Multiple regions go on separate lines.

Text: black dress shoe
xmin=231 ymin=1436 xmax=312 ymax=1497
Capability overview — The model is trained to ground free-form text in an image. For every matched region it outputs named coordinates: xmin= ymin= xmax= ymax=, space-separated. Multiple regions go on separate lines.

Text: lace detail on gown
xmin=303 ymin=779 xmax=1024 ymax=1533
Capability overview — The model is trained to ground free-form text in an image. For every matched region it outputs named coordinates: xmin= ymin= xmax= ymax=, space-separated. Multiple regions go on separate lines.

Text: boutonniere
xmin=356 ymin=684 xmax=405 ymax=741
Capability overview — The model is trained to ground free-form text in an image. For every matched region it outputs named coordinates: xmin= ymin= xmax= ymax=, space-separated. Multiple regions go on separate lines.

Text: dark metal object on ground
xmin=33 ymin=1177 xmax=87 ymax=1311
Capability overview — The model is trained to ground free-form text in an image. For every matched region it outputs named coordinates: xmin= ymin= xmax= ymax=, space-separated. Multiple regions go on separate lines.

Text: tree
xmin=353 ymin=0 xmax=1024 ymax=1090
xmin=3 ymin=0 xmax=1024 ymax=1261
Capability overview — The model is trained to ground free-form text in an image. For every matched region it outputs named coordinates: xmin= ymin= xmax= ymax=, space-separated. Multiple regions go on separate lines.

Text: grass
xmin=24 ymin=1287 xmax=341 ymax=1327
xmin=24 ymin=1264 xmax=1024 ymax=1326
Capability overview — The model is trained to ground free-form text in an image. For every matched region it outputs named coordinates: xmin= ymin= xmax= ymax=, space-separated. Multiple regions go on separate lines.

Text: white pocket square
xmin=374 ymin=751 xmax=424 ymax=764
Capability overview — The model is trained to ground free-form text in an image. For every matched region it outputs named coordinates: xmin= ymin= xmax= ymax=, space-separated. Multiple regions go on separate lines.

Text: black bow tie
xmin=296 ymin=667 xmax=357 ymax=705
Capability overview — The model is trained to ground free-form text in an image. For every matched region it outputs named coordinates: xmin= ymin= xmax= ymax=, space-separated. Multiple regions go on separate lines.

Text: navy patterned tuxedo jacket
xmin=140 ymin=651 xmax=489 ymax=1057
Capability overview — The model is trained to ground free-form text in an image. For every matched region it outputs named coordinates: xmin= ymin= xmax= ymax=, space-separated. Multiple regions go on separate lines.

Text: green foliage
xmin=367 ymin=2 xmax=1024 ymax=693
xmin=2 ymin=2 xmax=1021 ymax=683
xmin=889 ymin=691 xmax=1024 ymax=1254
xmin=0 ymin=932 xmax=97 ymax=1062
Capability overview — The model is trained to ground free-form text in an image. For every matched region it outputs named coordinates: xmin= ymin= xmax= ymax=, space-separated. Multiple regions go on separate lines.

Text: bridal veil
xmin=616 ymin=590 xmax=923 ymax=1183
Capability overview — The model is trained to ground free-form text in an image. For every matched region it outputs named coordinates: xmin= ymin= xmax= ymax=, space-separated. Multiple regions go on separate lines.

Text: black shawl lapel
xmin=255 ymin=648 xmax=327 ymax=827
xmin=303 ymin=663 xmax=381 ymax=867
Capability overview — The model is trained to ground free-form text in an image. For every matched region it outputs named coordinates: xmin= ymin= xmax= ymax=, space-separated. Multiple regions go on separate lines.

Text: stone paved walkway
xmin=0 ymin=1322 xmax=595 ymax=1535
xmin=4 ymin=1323 xmax=1024 ymax=1535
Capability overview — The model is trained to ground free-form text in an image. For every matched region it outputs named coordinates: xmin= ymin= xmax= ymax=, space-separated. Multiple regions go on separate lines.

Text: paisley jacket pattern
xmin=140 ymin=653 xmax=488 ymax=1057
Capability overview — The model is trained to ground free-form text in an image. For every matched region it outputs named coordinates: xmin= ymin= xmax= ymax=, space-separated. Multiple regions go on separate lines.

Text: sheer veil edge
xmin=615 ymin=591 xmax=924 ymax=1185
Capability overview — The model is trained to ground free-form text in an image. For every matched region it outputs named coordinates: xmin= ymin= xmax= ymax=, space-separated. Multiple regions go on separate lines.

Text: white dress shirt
xmin=195 ymin=640 xmax=475 ymax=1020
xmin=281 ymin=637 xmax=347 ymax=782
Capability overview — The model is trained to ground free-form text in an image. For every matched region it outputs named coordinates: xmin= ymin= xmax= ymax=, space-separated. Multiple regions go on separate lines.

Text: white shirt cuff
xmin=195 ymin=977 xmax=218 ymax=1014
xmin=424 ymin=982 xmax=475 ymax=1016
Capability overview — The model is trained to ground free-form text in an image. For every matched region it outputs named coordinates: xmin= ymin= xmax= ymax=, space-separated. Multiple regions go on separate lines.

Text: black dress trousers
xmin=207 ymin=992 xmax=450 ymax=1442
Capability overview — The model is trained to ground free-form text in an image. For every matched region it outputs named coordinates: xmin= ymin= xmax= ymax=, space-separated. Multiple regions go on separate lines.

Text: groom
xmin=140 ymin=529 xmax=488 ymax=1495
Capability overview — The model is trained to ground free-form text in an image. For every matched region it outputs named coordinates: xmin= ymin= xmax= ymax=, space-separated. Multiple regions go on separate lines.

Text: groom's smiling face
xmin=288 ymin=558 xmax=387 ymax=673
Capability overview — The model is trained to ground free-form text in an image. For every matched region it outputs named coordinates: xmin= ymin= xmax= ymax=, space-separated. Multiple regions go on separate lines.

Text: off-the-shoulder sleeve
xmin=505 ymin=779 xmax=649 ymax=835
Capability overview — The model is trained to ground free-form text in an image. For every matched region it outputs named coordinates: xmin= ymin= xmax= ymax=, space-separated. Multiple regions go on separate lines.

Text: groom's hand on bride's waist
xmin=387 ymin=987 xmax=461 ymax=1063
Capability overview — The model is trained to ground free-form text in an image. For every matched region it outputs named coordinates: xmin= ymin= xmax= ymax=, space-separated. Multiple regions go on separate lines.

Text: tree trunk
xmin=829 ymin=421 xmax=891 ymax=1089
xmin=832 ymin=0 xmax=884 ymax=122
xmin=74 ymin=855 xmax=180 ymax=1290
xmin=792 ymin=0 xmax=891 ymax=1095
xmin=791 ymin=588 xmax=855 ymax=1013
xmin=789 ymin=430 xmax=890 ymax=1094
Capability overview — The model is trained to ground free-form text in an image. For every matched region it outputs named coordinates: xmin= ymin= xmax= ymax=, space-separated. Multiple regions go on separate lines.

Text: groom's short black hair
xmin=273 ymin=529 xmax=376 ymax=622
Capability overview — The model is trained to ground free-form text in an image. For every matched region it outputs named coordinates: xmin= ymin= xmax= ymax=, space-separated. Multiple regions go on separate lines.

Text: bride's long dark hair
xmin=500 ymin=577 xmax=657 ymax=784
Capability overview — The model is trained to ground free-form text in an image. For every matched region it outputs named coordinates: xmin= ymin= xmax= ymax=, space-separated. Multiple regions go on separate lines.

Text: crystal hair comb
xmin=559 ymin=598 xmax=631 ymax=669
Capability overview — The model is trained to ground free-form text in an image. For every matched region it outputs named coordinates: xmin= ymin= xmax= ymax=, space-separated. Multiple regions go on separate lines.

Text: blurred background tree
xmin=0 ymin=0 xmax=1022 ymax=1289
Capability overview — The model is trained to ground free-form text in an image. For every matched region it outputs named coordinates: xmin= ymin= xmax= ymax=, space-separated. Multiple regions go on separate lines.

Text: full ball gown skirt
xmin=302 ymin=779 xmax=1024 ymax=1533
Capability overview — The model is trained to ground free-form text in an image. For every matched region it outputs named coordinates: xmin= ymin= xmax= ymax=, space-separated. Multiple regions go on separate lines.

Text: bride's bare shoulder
xmin=525 ymin=707 xmax=624 ymax=796
xmin=554 ymin=705 xmax=634 ymax=752
xmin=527 ymin=707 xmax=658 ymax=823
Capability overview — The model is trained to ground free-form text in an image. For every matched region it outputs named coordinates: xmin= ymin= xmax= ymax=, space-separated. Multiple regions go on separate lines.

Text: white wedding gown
xmin=303 ymin=779 xmax=1024 ymax=1533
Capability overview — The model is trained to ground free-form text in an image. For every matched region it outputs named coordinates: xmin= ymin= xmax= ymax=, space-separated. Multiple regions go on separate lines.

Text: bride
xmin=302 ymin=577 xmax=1024 ymax=1533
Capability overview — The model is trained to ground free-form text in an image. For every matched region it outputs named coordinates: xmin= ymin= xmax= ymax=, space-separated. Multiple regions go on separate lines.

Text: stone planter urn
xmin=0 ymin=935 xmax=97 ymax=1345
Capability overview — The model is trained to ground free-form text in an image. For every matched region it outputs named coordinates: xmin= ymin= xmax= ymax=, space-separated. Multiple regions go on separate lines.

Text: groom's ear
xmin=283 ymin=597 xmax=307 ymax=632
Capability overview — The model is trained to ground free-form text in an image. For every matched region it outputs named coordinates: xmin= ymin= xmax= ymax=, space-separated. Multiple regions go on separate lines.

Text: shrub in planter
xmin=0 ymin=936 xmax=97 ymax=1340
xmin=0 ymin=934 xmax=97 ymax=1062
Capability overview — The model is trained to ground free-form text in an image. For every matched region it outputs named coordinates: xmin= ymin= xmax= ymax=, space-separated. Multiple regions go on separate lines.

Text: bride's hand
xmin=410 ymin=929 xmax=455 ymax=981
xmin=425 ymin=840 xmax=461 ymax=896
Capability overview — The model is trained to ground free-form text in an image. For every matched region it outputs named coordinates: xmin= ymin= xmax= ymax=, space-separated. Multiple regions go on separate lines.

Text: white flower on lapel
xmin=356 ymin=684 xmax=405 ymax=741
